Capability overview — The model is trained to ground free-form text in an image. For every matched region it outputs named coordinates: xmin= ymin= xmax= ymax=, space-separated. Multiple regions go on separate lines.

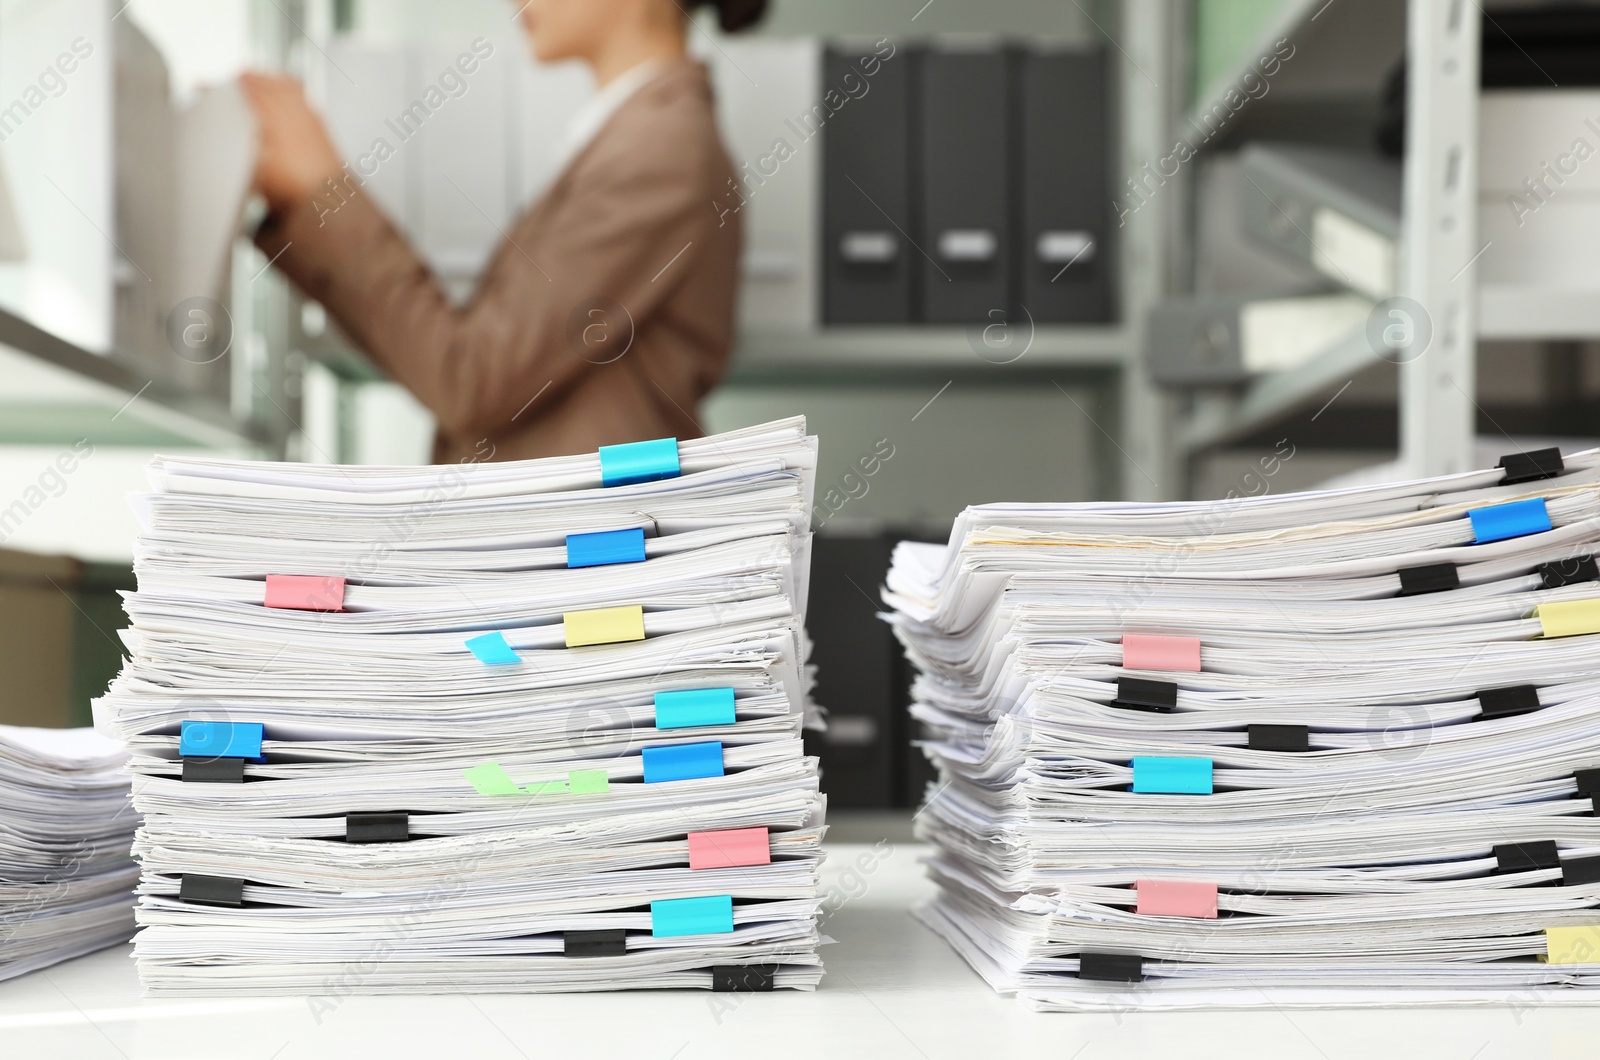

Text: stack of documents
xmin=885 ymin=447 xmax=1600 ymax=1010
xmin=0 ymin=726 xmax=137 ymax=981
xmin=97 ymin=419 xmax=826 ymax=994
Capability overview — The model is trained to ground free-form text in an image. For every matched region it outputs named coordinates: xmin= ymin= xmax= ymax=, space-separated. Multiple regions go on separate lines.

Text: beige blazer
xmin=257 ymin=58 xmax=742 ymax=463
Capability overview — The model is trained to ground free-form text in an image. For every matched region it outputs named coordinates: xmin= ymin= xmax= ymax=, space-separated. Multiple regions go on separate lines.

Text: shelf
xmin=1177 ymin=325 xmax=1378 ymax=454
xmin=0 ymin=307 xmax=270 ymax=450
xmin=1478 ymin=284 xmax=1600 ymax=340
xmin=1180 ymin=0 xmax=1405 ymax=146
xmin=0 ymin=402 xmax=217 ymax=448
xmin=728 ymin=325 xmax=1130 ymax=380
xmin=1172 ymin=280 xmax=1600 ymax=457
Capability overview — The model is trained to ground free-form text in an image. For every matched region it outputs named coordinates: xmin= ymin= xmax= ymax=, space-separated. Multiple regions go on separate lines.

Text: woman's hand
xmin=239 ymin=72 xmax=345 ymax=214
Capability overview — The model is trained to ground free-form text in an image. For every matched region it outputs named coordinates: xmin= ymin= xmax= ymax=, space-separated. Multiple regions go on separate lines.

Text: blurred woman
xmin=240 ymin=0 xmax=768 ymax=461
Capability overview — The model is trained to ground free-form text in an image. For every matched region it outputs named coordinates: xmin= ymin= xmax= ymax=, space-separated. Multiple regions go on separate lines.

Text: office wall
xmin=347 ymin=0 xmax=1092 ymax=41
xmin=0 ymin=0 xmax=113 ymax=351
xmin=704 ymin=381 xmax=1110 ymax=532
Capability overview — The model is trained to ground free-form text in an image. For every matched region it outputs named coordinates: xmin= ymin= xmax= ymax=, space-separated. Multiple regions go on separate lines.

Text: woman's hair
xmin=694 ymin=0 xmax=768 ymax=33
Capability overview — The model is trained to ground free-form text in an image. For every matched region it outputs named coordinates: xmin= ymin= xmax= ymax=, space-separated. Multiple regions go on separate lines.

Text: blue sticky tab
xmin=598 ymin=437 xmax=680 ymax=487
xmin=179 ymin=720 xmax=263 ymax=760
xmin=566 ymin=527 xmax=647 ymax=568
xmin=651 ymin=895 xmax=734 ymax=937
xmin=654 ymin=688 xmax=737 ymax=729
xmin=641 ymin=741 xmax=724 ymax=783
xmin=1469 ymin=497 xmax=1552 ymax=544
xmin=466 ymin=631 xmax=521 ymax=666
xmin=1131 ymin=756 xmax=1213 ymax=794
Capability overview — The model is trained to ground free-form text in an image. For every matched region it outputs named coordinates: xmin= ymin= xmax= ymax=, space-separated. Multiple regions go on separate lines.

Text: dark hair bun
xmin=707 ymin=0 xmax=767 ymax=32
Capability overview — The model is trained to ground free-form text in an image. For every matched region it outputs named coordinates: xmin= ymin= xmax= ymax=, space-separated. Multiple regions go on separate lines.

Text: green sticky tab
xmin=523 ymin=779 xmax=569 ymax=796
xmin=463 ymin=761 xmax=523 ymax=796
xmin=568 ymin=769 xmax=609 ymax=795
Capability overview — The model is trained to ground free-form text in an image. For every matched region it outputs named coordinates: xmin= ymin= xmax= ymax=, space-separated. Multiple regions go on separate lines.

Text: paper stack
xmin=96 ymin=418 xmax=826 ymax=994
xmin=885 ymin=447 xmax=1600 ymax=1010
xmin=0 ymin=725 xmax=137 ymax=981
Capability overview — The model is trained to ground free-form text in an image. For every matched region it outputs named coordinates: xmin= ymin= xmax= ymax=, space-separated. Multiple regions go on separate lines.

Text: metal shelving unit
xmin=0 ymin=0 xmax=309 ymax=458
xmin=0 ymin=306 xmax=275 ymax=451
xmin=1160 ymin=0 xmax=1507 ymax=492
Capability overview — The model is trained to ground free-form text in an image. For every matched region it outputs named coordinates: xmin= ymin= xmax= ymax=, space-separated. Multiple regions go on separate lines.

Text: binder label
xmin=651 ymin=895 xmax=734 ymax=937
xmin=1121 ymin=635 xmax=1202 ymax=672
xmin=264 ymin=574 xmax=346 ymax=611
xmin=1135 ymin=880 xmax=1219 ymax=919
xmin=564 ymin=606 xmax=646 ymax=647
xmin=1468 ymin=497 xmax=1552 ymax=544
xmin=465 ymin=762 xmax=610 ymax=796
xmin=178 ymin=720 xmax=263 ymax=760
xmin=688 ymin=827 xmax=771 ymax=870
xmin=1131 ymin=757 xmax=1213 ymax=794
xmin=1536 ymin=599 xmax=1600 ymax=639
xmin=463 ymin=761 xmax=523 ymax=795
xmin=465 ymin=631 xmax=521 ymax=665
xmin=1546 ymin=925 xmax=1600 ymax=964
xmin=654 ymin=688 xmax=737 ymax=729
xmin=642 ymin=741 xmax=724 ymax=783
xmin=566 ymin=527 xmax=647 ymax=569
xmin=598 ymin=438 xmax=680 ymax=487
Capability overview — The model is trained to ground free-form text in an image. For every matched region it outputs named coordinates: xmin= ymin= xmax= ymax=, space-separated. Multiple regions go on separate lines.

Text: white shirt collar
xmin=555 ymin=59 xmax=669 ymax=169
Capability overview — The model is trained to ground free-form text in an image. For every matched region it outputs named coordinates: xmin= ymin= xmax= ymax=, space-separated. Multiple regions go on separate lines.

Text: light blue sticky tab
xmin=651 ymin=895 xmax=734 ymax=937
xmin=1131 ymin=756 xmax=1213 ymax=794
xmin=654 ymin=688 xmax=737 ymax=729
xmin=179 ymin=720 xmax=263 ymax=760
xmin=598 ymin=437 xmax=680 ymax=487
xmin=466 ymin=631 xmax=521 ymax=666
xmin=1469 ymin=497 xmax=1552 ymax=544
xmin=641 ymin=741 xmax=724 ymax=783
xmin=566 ymin=527 xmax=647 ymax=568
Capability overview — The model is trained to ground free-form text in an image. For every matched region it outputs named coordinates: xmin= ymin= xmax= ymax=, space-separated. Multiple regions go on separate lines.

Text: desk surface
xmin=2 ymin=838 xmax=1596 ymax=1060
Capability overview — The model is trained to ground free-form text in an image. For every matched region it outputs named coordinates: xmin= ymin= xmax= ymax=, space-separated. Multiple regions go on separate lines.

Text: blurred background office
xmin=2 ymin=0 xmax=1599 ymax=807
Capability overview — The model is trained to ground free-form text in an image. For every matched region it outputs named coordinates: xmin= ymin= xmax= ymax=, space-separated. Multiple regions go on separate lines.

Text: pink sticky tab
xmin=264 ymin=575 xmax=346 ymax=612
xmin=687 ymin=827 xmax=771 ymax=870
xmin=1122 ymin=634 xmax=1202 ymax=672
xmin=1135 ymin=880 xmax=1218 ymax=919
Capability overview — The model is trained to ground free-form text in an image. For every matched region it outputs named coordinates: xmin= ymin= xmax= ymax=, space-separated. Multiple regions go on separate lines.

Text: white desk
xmin=2 ymin=839 xmax=1596 ymax=1059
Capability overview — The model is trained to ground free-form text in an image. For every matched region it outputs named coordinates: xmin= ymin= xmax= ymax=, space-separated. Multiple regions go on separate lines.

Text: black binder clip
xmin=1476 ymin=685 xmax=1541 ymax=721
xmin=564 ymin=929 xmax=626 ymax=957
xmin=1574 ymin=769 xmax=1600 ymax=815
xmin=179 ymin=874 xmax=245 ymax=907
xmin=1078 ymin=952 xmax=1143 ymax=983
xmin=1493 ymin=840 xmax=1560 ymax=875
xmin=1396 ymin=563 xmax=1460 ymax=597
xmin=1112 ymin=677 xmax=1177 ymax=713
xmin=711 ymin=965 xmax=777 ymax=992
xmin=1538 ymin=555 xmax=1600 ymax=590
xmin=1247 ymin=724 xmax=1309 ymax=753
xmin=1562 ymin=854 xmax=1600 ymax=887
xmin=345 ymin=812 xmax=410 ymax=844
xmin=181 ymin=757 xmax=244 ymax=783
xmin=1498 ymin=447 xmax=1563 ymax=486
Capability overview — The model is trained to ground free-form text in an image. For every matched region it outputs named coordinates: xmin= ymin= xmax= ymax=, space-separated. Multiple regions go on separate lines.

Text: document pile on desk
xmin=96 ymin=418 xmax=826 ymax=994
xmin=0 ymin=726 xmax=137 ymax=981
xmin=885 ymin=447 xmax=1600 ymax=1010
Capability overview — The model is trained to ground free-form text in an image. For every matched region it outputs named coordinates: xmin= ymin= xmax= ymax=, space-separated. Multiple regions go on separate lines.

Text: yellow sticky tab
xmin=1536 ymin=599 xmax=1600 ymax=639
xmin=563 ymin=605 xmax=646 ymax=647
xmin=1545 ymin=925 xmax=1600 ymax=964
